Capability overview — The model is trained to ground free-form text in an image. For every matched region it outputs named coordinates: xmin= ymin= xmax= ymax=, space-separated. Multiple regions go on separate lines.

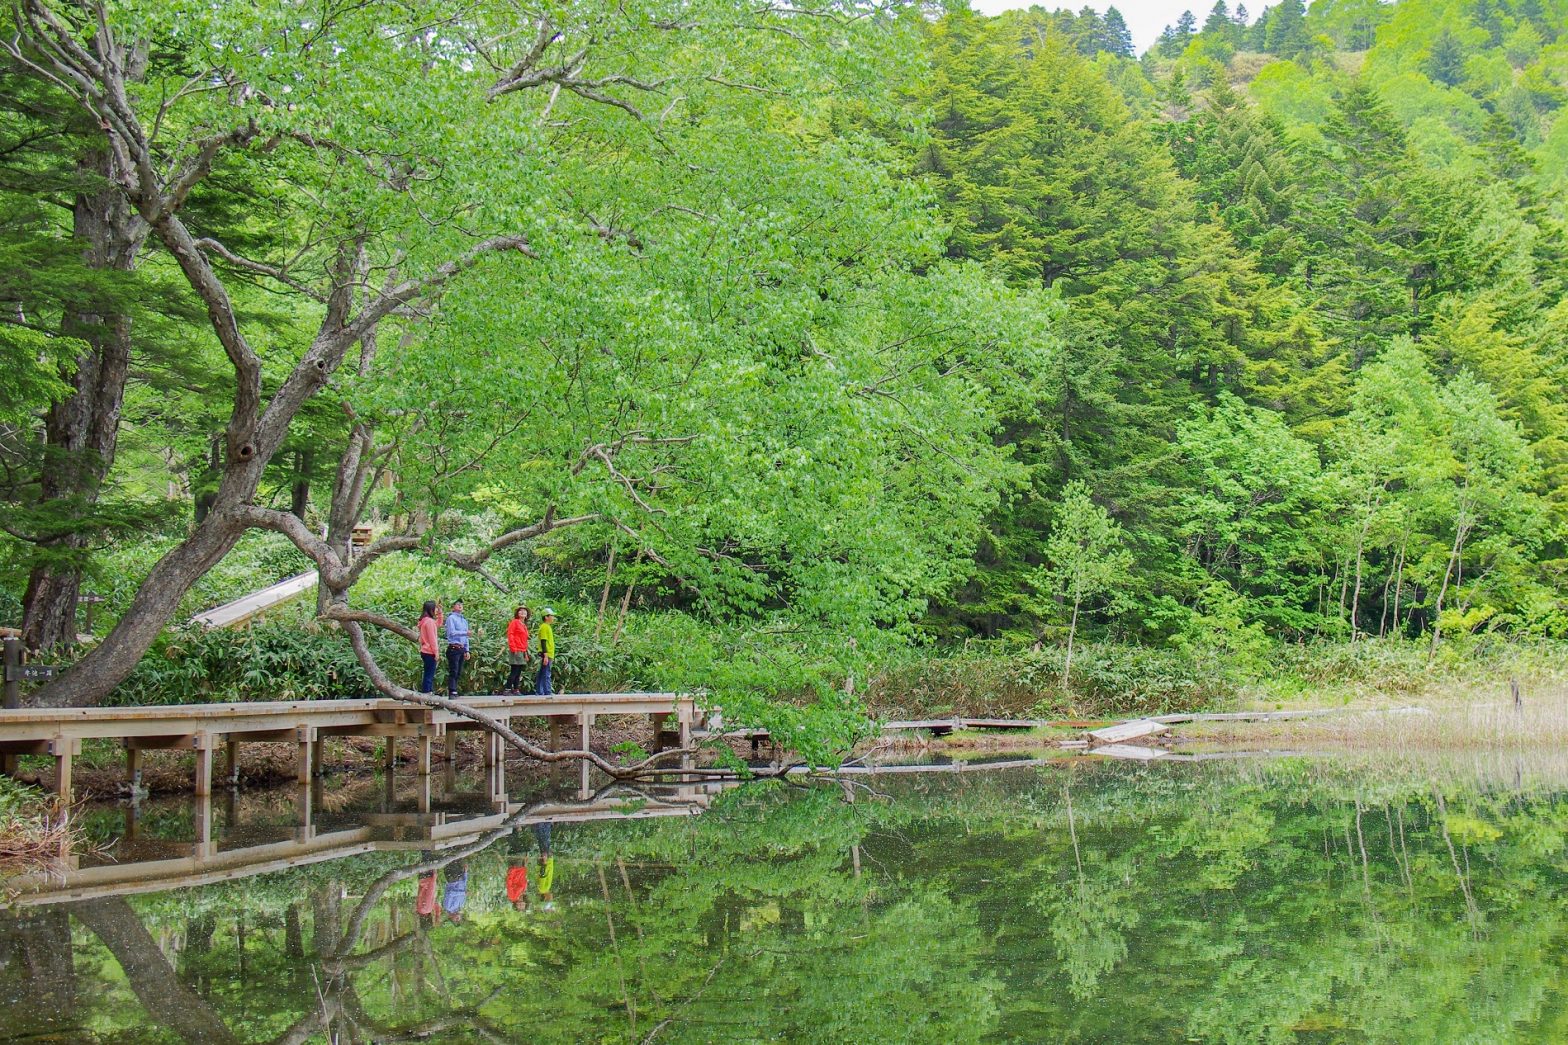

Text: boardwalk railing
xmin=0 ymin=692 xmax=700 ymax=801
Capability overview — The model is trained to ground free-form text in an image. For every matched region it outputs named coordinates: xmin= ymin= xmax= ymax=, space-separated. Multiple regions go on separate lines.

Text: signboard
xmin=5 ymin=664 xmax=58 ymax=682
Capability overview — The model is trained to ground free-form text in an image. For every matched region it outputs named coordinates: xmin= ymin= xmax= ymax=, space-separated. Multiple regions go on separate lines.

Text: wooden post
xmin=2 ymin=636 xmax=19 ymax=709
xmin=296 ymin=726 xmax=315 ymax=785
xmin=383 ymin=736 xmax=397 ymax=771
xmin=649 ymin=713 xmax=664 ymax=753
xmin=193 ymin=791 xmax=214 ymax=855
xmin=444 ymin=732 xmax=456 ymax=763
xmin=312 ymin=735 xmax=327 ymax=778
xmin=1 ymin=638 xmax=18 ymax=778
xmin=577 ymin=711 xmax=594 ymax=799
xmin=294 ymin=783 xmax=314 ymax=842
xmin=50 ymin=736 xmax=75 ymax=800
xmin=225 ymin=738 xmax=241 ymax=786
xmin=193 ymin=732 xmax=214 ymax=798
xmin=125 ymin=742 xmax=142 ymax=791
xmin=416 ymin=733 xmax=432 ymax=775
xmin=549 ymin=717 xmax=562 ymax=753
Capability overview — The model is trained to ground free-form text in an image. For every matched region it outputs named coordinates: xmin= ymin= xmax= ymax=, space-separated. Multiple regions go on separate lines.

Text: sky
xmin=969 ymin=0 xmax=1245 ymax=55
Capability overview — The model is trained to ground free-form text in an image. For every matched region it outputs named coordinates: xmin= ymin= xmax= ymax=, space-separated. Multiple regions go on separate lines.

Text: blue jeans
xmin=420 ymin=653 xmax=437 ymax=693
xmin=446 ymin=645 xmax=465 ymax=696
xmin=535 ymin=660 xmax=553 ymax=696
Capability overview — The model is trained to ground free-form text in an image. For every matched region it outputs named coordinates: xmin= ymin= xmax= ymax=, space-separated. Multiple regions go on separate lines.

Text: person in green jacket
xmin=535 ymin=608 xmax=557 ymax=696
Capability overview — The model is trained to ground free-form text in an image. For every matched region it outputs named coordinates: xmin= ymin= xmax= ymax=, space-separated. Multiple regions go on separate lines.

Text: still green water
xmin=5 ymin=754 xmax=1568 ymax=1043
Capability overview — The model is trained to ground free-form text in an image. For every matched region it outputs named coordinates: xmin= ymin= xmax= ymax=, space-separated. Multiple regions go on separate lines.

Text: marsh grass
xmin=1184 ymin=681 xmax=1568 ymax=759
xmin=0 ymin=778 xmax=73 ymax=888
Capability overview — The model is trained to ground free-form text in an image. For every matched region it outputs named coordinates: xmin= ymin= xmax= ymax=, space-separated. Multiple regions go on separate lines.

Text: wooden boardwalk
xmin=0 ymin=692 xmax=699 ymax=802
xmin=188 ymin=570 xmax=319 ymax=628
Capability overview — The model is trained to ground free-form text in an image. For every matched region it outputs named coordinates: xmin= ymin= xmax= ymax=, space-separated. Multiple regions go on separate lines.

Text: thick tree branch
xmin=320 ymin=604 xmax=417 ymax=644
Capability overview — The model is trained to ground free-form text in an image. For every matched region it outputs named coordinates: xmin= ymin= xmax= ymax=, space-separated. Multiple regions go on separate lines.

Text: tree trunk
xmin=595 ymin=544 xmax=617 ymax=640
xmin=72 ymin=898 xmax=239 ymax=1045
xmin=612 ymin=551 xmax=644 ymax=645
xmin=1349 ymin=516 xmax=1371 ymax=641
xmin=1389 ymin=540 xmax=1406 ymax=637
xmin=1062 ymin=590 xmax=1080 ymax=688
xmin=21 ymin=144 xmax=145 ymax=651
xmin=1428 ymin=512 xmax=1470 ymax=660
xmin=29 ymin=504 xmax=249 ymax=707
xmin=289 ymin=448 xmax=313 ymax=520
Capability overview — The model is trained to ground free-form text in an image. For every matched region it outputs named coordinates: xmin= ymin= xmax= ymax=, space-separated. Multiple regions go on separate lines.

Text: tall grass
xmin=0 ymin=777 xmax=70 ymax=886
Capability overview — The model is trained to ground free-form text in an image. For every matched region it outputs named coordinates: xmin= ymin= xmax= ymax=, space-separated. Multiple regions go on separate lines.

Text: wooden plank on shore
xmin=959 ymin=718 xmax=1038 ymax=730
xmin=1093 ymin=743 xmax=1167 ymax=761
xmin=1087 ymin=718 xmax=1169 ymax=744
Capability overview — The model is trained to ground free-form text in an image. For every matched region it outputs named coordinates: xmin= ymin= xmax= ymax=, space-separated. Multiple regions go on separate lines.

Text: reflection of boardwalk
xmin=0 ymin=692 xmax=700 ymax=800
xmin=8 ymin=781 xmax=726 ymax=907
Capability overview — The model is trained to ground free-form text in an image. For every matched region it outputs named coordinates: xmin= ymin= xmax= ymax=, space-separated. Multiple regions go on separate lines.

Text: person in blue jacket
xmin=444 ymin=599 xmax=470 ymax=697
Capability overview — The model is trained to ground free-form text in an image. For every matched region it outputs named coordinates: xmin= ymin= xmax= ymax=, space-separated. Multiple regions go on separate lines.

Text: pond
xmin=4 ymin=750 xmax=1568 ymax=1043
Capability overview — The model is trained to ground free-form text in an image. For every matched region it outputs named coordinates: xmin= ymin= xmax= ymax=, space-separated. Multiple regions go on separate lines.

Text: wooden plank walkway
xmin=189 ymin=571 xmax=318 ymax=629
xmin=1087 ymin=718 xmax=1169 ymax=745
xmin=0 ymin=691 xmax=699 ymax=802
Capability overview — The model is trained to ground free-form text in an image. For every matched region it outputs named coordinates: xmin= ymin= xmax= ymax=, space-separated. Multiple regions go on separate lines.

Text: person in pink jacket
xmin=417 ymin=600 xmax=443 ymax=693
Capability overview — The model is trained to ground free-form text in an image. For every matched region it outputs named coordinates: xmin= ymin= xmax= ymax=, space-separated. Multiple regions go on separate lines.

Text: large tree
xmin=13 ymin=0 xmax=1033 ymax=730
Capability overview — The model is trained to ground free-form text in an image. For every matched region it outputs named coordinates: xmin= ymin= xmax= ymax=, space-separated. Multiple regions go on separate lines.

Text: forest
xmin=1 ymin=0 xmax=1566 ymax=741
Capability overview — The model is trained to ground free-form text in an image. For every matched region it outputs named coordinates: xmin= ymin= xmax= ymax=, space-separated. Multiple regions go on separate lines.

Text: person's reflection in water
xmin=442 ymin=858 xmax=469 ymax=922
xmin=534 ymin=822 xmax=556 ymax=910
xmin=415 ymin=860 xmax=440 ymax=929
xmin=505 ymin=828 xmax=530 ymax=912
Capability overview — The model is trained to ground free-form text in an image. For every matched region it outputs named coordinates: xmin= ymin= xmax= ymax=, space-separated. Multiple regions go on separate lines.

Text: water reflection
xmin=6 ymin=756 xmax=1568 ymax=1042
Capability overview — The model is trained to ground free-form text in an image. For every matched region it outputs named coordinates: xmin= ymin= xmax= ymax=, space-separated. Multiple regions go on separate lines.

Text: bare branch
xmin=337 ymin=235 xmax=536 ymax=348
xmin=446 ymin=510 xmax=601 ymax=570
xmin=165 ymin=120 xmax=261 ymax=212
xmin=192 ymin=236 xmax=329 ymax=301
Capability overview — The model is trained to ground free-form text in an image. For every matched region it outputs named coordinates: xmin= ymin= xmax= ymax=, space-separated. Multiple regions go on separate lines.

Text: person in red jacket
xmin=503 ymin=606 xmax=531 ymax=694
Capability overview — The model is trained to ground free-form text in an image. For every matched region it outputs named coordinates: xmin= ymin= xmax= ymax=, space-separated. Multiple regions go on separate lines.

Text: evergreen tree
xmin=1264 ymin=0 xmax=1309 ymax=57
xmin=1175 ymin=10 xmax=1199 ymax=51
xmin=1425 ymin=30 xmax=1467 ymax=87
xmin=1203 ymin=1 xmax=1233 ymax=37
xmin=1076 ymin=6 xmax=1104 ymax=56
xmin=1103 ymin=6 xmax=1135 ymax=57
xmin=1199 ymin=1 xmax=1239 ymax=59
xmin=1292 ymin=82 xmax=1429 ymax=364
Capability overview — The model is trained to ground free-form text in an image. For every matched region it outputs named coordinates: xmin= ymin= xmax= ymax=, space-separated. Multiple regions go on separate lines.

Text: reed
xmin=0 ymin=780 xmax=73 ymax=885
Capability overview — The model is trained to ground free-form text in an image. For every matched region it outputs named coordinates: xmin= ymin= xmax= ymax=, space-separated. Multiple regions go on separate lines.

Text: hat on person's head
xmin=542 ymin=607 xmax=556 ymax=617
